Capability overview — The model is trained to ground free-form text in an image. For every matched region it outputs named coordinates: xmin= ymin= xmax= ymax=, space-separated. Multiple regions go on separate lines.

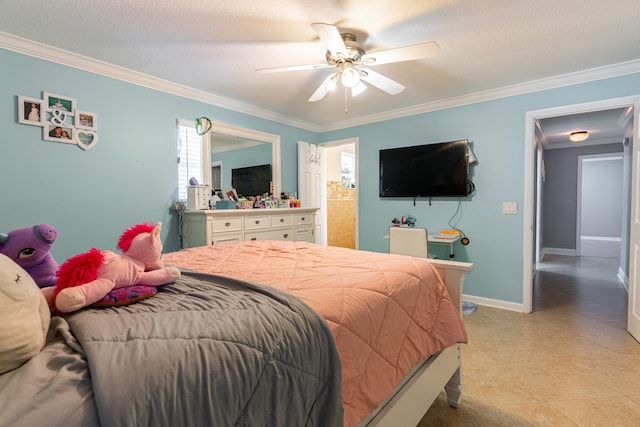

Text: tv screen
xmin=379 ymin=140 xmax=469 ymax=197
xmin=232 ymin=164 xmax=271 ymax=197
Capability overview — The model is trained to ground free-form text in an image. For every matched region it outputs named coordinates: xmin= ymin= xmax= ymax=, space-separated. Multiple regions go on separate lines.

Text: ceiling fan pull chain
xmin=344 ymin=87 xmax=348 ymax=114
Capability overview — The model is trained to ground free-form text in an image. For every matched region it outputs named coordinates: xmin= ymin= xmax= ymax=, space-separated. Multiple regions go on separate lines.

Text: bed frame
xmin=362 ymin=258 xmax=474 ymax=427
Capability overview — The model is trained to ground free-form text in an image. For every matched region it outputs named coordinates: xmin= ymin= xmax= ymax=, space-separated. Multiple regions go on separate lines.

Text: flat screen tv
xmin=232 ymin=164 xmax=271 ymax=197
xmin=379 ymin=139 xmax=469 ymax=197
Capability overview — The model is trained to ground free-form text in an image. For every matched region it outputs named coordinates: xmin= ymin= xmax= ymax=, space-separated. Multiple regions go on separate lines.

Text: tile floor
xmin=418 ymin=254 xmax=640 ymax=426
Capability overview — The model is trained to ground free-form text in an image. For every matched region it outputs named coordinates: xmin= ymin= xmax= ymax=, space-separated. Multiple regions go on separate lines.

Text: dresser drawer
xmin=294 ymin=213 xmax=313 ymax=226
xmin=270 ymin=214 xmax=293 ymax=228
xmin=244 ymin=216 xmax=270 ymax=230
xmin=211 ymin=217 xmax=242 ymax=233
xmin=245 ymin=228 xmax=293 ymax=241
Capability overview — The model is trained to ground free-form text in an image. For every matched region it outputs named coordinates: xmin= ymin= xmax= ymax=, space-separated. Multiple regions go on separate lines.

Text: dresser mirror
xmin=201 ymin=121 xmax=281 ymax=198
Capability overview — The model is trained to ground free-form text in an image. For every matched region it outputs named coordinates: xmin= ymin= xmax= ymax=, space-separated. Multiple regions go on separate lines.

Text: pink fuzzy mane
xmin=54 ymin=247 xmax=104 ymax=311
xmin=117 ymin=222 xmax=155 ymax=252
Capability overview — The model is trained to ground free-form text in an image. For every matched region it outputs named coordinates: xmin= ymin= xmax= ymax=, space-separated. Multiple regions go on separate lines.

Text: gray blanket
xmin=0 ymin=271 xmax=343 ymax=427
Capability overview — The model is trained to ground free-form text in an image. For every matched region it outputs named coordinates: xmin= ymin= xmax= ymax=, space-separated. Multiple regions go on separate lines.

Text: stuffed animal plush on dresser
xmin=54 ymin=222 xmax=181 ymax=314
xmin=0 ymin=254 xmax=51 ymax=374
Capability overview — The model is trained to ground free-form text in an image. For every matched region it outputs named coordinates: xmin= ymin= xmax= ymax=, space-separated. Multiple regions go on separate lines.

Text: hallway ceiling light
xmin=569 ymin=130 xmax=589 ymax=142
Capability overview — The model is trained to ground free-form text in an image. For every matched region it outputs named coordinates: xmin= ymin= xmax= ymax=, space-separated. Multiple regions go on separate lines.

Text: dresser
xmin=181 ymin=208 xmax=318 ymax=248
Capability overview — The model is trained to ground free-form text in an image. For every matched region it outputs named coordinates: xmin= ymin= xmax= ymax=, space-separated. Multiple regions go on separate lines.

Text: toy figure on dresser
xmin=0 ymin=224 xmax=59 ymax=306
xmin=53 ymin=222 xmax=181 ymax=314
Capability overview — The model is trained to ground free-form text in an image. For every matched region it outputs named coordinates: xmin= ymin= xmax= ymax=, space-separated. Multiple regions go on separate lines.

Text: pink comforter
xmin=164 ymin=241 xmax=467 ymax=426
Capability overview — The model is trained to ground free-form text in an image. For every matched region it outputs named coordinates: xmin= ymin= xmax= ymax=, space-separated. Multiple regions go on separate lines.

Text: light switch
xmin=503 ymin=202 xmax=517 ymax=215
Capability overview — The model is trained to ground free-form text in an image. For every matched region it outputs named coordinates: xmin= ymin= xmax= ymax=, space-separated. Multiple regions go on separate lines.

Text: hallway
xmin=533 ymin=254 xmax=627 ymax=327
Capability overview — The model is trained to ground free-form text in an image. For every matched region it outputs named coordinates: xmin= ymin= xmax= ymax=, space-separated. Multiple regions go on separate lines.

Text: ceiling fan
xmin=256 ymin=23 xmax=440 ymax=102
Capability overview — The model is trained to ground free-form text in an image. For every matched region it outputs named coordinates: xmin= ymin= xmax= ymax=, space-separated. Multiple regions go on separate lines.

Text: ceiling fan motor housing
xmin=325 ymin=33 xmax=365 ymax=65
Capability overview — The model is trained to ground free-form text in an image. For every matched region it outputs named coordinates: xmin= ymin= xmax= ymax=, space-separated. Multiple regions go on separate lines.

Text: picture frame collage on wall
xmin=17 ymin=91 xmax=98 ymax=150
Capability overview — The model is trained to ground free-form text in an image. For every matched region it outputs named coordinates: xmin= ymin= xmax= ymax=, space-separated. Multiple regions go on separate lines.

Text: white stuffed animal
xmin=0 ymin=253 xmax=51 ymax=374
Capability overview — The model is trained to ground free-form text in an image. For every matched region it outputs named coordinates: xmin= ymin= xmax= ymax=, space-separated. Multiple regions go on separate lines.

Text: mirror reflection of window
xmin=341 ymin=152 xmax=355 ymax=188
xmin=211 ymin=162 xmax=222 ymax=190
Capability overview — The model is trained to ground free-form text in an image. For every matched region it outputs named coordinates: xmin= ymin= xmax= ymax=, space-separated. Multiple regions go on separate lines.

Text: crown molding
xmin=0 ymin=31 xmax=321 ymax=132
xmin=319 ymin=59 xmax=640 ymax=132
xmin=2 ymin=31 xmax=638 ymax=134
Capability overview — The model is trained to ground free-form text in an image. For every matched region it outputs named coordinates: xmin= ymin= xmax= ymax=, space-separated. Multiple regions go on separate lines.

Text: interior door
xmin=297 ymin=141 xmax=325 ymax=244
xmin=628 ymin=106 xmax=640 ymax=342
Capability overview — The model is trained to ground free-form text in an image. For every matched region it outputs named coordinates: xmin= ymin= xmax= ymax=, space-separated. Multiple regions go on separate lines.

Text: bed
xmin=0 ymin=240 xmax=472 ymax=427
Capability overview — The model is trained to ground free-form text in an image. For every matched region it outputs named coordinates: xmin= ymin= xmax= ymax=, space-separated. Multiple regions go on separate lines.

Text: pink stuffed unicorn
xmin=54 ymin=222 xmax=180 ymax=313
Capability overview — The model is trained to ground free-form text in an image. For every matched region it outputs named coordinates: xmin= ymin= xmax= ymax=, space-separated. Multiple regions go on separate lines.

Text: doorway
xmin=324 ymin=143 xmax=357 ymax=248
xmin=297 ymin=138 xmax=359 ymax=249
xmin=577 ymin=154 xmax=624 ymax=258
xmin=523 ymin=95 xmax=640 ymax=341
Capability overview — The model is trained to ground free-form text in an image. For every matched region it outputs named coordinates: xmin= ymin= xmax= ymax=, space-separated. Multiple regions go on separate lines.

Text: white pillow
xmin=0 ymin=254 xmax=50 ymax=374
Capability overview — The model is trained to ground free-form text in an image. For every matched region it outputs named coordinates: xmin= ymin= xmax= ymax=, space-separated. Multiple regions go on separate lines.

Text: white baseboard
xmin=541 ymin=247 xmax=577 ymax=257
xmin=618 ymin=267 xmax=629 ymax=291
xmin=462 ymin=294 xmax=524 ymax=313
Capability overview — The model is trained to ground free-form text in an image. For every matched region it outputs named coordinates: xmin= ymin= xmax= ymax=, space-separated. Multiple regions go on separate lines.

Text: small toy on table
xmin=0 ymin=254 xmax=50 ymax=374
xmin=391 ymin=215 xmax=417 ymax=227
xmin=54 ymin=222 xmax=181 ymax=314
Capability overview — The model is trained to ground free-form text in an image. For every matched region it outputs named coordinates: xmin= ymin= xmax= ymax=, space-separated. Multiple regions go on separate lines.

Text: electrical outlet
xmin=503 ymin=201 xmax=517 ymax=215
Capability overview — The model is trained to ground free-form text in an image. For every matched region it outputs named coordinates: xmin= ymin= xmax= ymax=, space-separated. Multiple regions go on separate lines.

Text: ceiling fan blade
xmin=256 ymin=63 xmax=329 ymax=73
xmin=311 ymin=22 xmax=347 ymax=58
xmin=308 ymin=73 xmax=337 ymax=102
xmin=359 ymin=68 xmax=405 ymax=95
xmin=361 ymin=41 xmax=440 ymax=66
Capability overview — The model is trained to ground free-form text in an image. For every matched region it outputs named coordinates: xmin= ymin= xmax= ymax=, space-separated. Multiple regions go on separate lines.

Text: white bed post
xmin=429 ymin=258 xmax=472 ymax=409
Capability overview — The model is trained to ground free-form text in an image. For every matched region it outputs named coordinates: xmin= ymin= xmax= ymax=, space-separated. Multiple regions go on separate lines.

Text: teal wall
xmin=322 ymin=75 xmax=640 ymax=304
xmin=0 ymin=48 xmax=316 ymax=264
xmin=2 ymin=47 xmax=638 ymax=306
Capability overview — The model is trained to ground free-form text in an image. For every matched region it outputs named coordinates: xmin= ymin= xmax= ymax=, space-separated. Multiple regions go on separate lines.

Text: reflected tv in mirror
xmin=379 ymin=140 xmax=469 ymax=197
xmin=232 ymin=164 xmax=271 ymax=197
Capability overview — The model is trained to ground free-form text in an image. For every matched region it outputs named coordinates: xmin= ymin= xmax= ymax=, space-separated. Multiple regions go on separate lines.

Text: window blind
xmin=176 ymin=119 xmax=202 ymax=201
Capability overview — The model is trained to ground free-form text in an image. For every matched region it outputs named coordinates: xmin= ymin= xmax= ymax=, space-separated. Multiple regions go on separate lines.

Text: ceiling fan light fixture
xmin=340 ymin=63 xmax=360 ymax=88
xmin=327 ymin=73 xmax=339 ymax=91
xmin=569 ymin=131 xmax=589 ymax=142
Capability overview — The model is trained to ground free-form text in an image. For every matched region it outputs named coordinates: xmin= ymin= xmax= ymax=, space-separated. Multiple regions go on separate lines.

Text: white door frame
xmin=523 ymin=95 xmax=639 ymax=313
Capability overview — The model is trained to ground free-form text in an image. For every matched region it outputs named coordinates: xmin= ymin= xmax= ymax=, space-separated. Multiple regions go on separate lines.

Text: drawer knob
xmin=225 ymin=222 xmax=231 ymax=227
xmin=255 ymin=220 xmax=260 ymax=224
xmin=301 ymin=217 xmax=306 ymax=221
xmin=283 ymin=233 xmax=289 ymax=238
xmin=251 ymin=237 xmax=257 ymax=241
xmin=280 ymin=218 xmax=284 ymax=223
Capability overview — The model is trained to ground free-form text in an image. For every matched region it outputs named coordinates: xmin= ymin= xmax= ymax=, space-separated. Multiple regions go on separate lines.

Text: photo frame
xmin=75 ymin=110 xmax=98 ymax=131
xmin=17 ymin=96 xmax=45 ymax=126
xmin=74 ymin=129 xmax=98 ymax=150
xmin=43 ymin=123 xmax=75 ymax=144
xmin=17 ymin=90 xmax=98 ymax=150
xmin=222 ymin=188 xmax=238 ymax=202
xmin=43 ymin=92 xmax=76 ymax=114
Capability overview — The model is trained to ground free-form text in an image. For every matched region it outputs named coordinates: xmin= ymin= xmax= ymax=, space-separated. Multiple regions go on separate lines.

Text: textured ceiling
xmin=1 ymin=0 xmax=638 ymax=140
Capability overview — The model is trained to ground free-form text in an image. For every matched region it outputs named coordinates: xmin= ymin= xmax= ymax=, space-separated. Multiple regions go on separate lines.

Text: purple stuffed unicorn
xmin=0 ymin=224 xmax=59 ymax=289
